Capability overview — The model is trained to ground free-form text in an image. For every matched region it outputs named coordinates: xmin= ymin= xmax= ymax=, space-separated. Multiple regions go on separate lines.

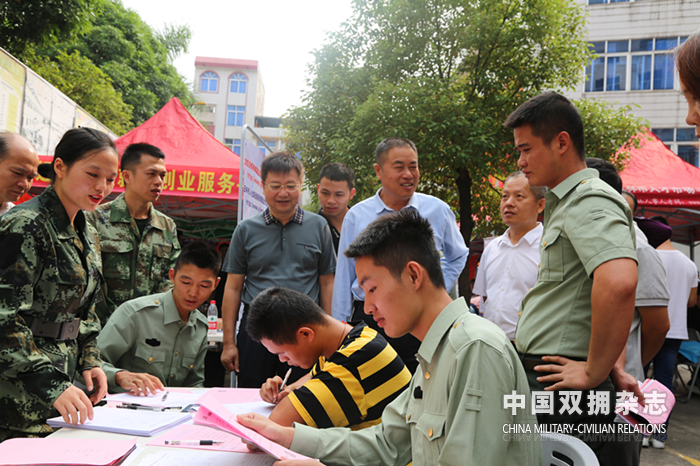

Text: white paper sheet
xmin=108 ymin=390 xmax=202 ymax=408
xmin=123 ymin=448 xmax=274 ymax=466
xmin=47 ymin=407 xmax=192 ymax=436
xmin=224 ymin=401 xmax=275 ymax=418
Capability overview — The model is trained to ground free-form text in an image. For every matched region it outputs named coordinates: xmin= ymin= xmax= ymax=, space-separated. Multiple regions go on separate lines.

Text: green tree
xmin=285 ymin=0 xmax=646 ymax=291
xmin=0 ymin=0 xmax=93 ymax=55
xmin=12 ymin=0 xmax=194 ymax=130
xmin=22 ymin=48 xmax=133 ymax=135
xmin=61 ymin=0 xmax=194 ymax=127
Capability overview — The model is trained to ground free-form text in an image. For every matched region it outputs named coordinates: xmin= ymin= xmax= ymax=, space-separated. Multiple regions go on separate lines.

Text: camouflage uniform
xmin=0 ymin=185 xmax=103 ymax=441
xmin=87 ymin=193 xmax=180 ymax=324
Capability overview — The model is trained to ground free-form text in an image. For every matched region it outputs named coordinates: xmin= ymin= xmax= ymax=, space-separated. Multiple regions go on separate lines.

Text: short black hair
xmin=174 ymin=241 xmax=222 ymax=275
xmin=504 ymin=92 xmax=585 ymax=161
xmin=121 ymin=143 xmax=165 ymax=172
xmin=650 ymin=215 xmax=670 ymax=227
xmin=345 ymin=210 xmax=445 ymax=289
xmin=504 ymin=171 xmax=546 ymax=200
xmin=260 ymin=151 xmax=304 ymax=183
xmin=246 ymin=287 xmax=327 ymax=344
xmin=621 ymin=190 xmax=638 ymax=212
xmin=38 ymin=128 xmax=117 ymax=181
xmin=319 ymin=162 xmax=355 ymax=190
xmin=585 ymin=158 xmax=622 ymax=193
xmin=375 ymin=138 xmax=418 ymax=165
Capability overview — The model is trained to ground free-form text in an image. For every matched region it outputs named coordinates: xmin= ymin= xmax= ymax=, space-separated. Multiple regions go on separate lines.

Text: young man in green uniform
xmin=237 ymin=210 xmax=542 ymax=466
xmin=505 ymin=92 xmax=639 ymax=465
xmin=88 ymin=143 xmax=180 ymax=324
xmin=97 ymin=242 xmax=221 ymax=393
xmin=247 ymin=286 xmax=410 ymax=429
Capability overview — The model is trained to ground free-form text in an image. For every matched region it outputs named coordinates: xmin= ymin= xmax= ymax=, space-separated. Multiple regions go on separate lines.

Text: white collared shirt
xmin=473 ymin=223 xmax=542 ymax=340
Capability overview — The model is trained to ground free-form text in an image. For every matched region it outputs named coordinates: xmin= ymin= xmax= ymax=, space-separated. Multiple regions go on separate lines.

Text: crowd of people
xmin=1 ymin=30 xmax=700 ymax=466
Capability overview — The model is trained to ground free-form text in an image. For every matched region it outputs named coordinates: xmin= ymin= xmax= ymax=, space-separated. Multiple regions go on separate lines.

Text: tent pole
xmin=691 ymin=230 xmax=695 ymax=262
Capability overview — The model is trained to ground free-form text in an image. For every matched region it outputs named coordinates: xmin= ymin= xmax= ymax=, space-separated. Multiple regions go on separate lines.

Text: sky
xmin=120 ymin=0 xmax=354 ymax=117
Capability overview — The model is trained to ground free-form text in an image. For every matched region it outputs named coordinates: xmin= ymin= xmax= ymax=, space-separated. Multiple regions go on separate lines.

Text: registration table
xmin=47 ymin=388 xmax=277 ymax=466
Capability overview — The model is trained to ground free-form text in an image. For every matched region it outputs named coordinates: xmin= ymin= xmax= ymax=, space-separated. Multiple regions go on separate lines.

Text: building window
xmin=225 ymin=138 xmax=242 ymax=154
xmin=257 ymin=140 xmax=276 ymax=155
xmin=200 ymin=72 xmax=218 ymax=92
xmin=652 ymin=128 xmax=699 ymax=167
xmin=227 ymin=106 xmax=245 ymax=126
xmin=230 ymin=73 xmax=247 ymax=94
xmin=584 ymin=37 xmax=686 ymax=93
xmin=678 ymin=146 xmax=699 ymax=167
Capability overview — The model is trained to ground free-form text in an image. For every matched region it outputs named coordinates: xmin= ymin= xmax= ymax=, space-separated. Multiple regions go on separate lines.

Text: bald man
xmin=0 ymin=134 xmax=40 ymax=215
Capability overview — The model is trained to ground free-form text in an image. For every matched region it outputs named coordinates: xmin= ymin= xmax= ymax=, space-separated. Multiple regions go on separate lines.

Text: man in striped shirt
xmin=246 ymin=286 xmax=411 ymax=429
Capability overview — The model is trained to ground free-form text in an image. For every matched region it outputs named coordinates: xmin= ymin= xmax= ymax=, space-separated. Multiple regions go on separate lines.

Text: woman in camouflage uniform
xmin=0 ymin=127 xmax=119 ymax=441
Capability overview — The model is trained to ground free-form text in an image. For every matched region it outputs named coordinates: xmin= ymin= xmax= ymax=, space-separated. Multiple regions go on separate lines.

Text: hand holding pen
xmin=260 ymin=368 xmax=293 ymax=404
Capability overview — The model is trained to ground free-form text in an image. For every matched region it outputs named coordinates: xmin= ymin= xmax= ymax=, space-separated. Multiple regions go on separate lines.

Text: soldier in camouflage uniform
xmin=88 ymin=143 xmax=180 ymax=325
xmin=0 ymin=127 xmax=118 ymax=441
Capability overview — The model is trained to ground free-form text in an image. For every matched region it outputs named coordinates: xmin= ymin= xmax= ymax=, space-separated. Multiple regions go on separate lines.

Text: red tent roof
xmin=116 ymin=97 xmax=240 ymax=179
xmin=620 ymin=131 xmax=700 ymax=208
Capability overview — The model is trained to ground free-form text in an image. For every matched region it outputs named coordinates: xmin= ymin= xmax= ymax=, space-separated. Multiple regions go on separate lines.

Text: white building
xmin=193 ymin=56 xmax=284 ymax=155
xmin=568 ymin=0 xmax=700 ymax=166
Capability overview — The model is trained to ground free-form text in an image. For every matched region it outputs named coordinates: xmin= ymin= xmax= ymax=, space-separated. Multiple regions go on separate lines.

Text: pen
xmin=161 ymin=391 xmax=170 ymax=402
xmin=117 ymin=404 xmax=165 ymax=412
xmin=121 ymin=403 xmax=182 ymax=410
xmin=165 ymin=440 xmax=224 ymax=446
xmin=273 ymin=368 xmax=293 ymax=403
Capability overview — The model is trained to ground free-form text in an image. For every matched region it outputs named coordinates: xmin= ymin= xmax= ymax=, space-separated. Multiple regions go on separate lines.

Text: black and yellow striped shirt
xmin=288 ymin=322 xmax=411 ymax=430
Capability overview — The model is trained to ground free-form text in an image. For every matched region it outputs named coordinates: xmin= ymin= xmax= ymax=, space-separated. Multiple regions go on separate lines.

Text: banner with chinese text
xmin=32 ymin=156 xmax=239 ymax=200
xmin=239 ymin=139 xmax=267 ymax=220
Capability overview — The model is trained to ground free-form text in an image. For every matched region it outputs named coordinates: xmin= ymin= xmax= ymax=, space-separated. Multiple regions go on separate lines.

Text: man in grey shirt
xmin=586 ymin=158 xmax=670 ymax=466
xmin=220 ymin=152 xmax=336 ymax=388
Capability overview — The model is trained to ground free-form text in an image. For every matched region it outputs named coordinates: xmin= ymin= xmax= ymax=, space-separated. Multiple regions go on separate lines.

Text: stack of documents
xmin=47 ymin=407 xmax=192 ymax=437
xmin=194 ymin=394 xmax=313 ymax=461
xmin=0 ymin=437 xmax=137 ymax=466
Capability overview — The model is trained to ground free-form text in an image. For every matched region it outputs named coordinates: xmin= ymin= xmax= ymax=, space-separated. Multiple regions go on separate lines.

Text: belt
xmin=518 ymin=353 xmax=586 ymax=372
xmin=23 ymin=316 xmax=81 ymax=342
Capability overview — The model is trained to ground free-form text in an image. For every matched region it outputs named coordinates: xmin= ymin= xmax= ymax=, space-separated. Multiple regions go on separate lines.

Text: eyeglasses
xmin=266 ymin=183 xmax=300 ymax=192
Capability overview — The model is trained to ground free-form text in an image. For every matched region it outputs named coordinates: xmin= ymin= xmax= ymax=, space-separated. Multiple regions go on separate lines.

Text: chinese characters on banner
xmin=31 ymin=158 xmax=240 ymax=200
xmin=239 ymin=139 xmax=267 ymax=221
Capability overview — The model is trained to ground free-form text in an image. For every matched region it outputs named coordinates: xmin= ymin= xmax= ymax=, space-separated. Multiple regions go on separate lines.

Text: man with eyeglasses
xmin=220 ymin=152 xmax=336 ymax=388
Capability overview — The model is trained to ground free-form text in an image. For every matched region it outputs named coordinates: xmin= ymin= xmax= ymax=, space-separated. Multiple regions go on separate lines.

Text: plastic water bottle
xmin=207 ymin=300 xmax=218 ymax=334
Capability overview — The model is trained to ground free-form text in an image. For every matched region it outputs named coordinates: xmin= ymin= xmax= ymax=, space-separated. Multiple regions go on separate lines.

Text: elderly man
xmin=0 ymin=133 xmax=40 ymax=214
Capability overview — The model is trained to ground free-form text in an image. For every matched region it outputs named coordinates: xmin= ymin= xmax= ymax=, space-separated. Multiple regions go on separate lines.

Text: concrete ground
xmin=641 ymin=366 xmax=700 ymax=466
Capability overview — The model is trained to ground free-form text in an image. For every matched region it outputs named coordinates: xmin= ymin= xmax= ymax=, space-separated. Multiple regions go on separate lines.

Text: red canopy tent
xmin=30 ymin=97 xmax=241 ymax=240
xmin=620 ymin=131 xmax=700 ymax=255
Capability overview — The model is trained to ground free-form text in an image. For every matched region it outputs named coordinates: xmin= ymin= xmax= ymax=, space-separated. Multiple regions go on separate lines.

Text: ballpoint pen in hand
xmin=274 ymin=368 xmax=293 ymax=403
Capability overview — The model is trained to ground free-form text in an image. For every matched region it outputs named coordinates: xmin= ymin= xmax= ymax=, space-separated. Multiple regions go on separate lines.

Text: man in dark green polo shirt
xmin=220 ymin=152 xmax=336 ymax=388
xmin=505 ymin=92 xmax=638 ymax=466
xmin=88 ymin=143 xmax=180 ymax=324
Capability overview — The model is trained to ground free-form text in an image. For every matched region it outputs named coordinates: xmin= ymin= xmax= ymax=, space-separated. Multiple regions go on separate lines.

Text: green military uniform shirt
xmin=290 ymin=298 xmax=542 ymax=466
xmin=98 ymin=290 xmax=208 ymax=392
xmin=0 ymin=185 xmax=102 ymax=439
xmin=87 ymin=193 xmax=180 ymax=324
xmin=516 ymin=169 xmax=637 ymax=358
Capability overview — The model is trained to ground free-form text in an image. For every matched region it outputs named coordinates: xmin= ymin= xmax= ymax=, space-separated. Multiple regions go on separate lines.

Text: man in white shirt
xmin=647 ymin=215 xmax=698 ymax=449
xmin=473 ymin=171 xmax=545 ymax=341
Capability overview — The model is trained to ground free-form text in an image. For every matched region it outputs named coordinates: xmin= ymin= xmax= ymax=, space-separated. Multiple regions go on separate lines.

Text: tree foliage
xmin=45 ymin=0 xmax=195 ymax=128
xmin=22 ymin=48 xmax=133 ymax=135
xmin=285 ymin=0 xmax=647 ymax=292
xmin=4 ymin=0 xmax=193 ymax=133
xmin=0 ymin=0 xmax=94 ymax=54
